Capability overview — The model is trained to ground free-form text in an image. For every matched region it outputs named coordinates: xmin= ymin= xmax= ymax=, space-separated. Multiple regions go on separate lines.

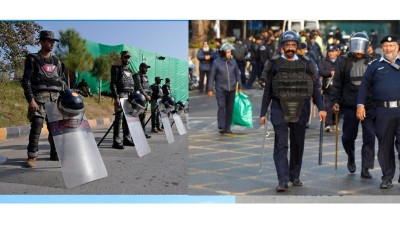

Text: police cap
xmin=40 ymin=30 xmax=59 ymax=42
xmin=381 ymin=35 xmax=398 ymax=44
xmin=155 ymin=76 xmax=163 ymax=81
xmin=139 ymin=63 xmax=151 ymax=68
xmin=121 ymin=50 xmax=131 ymax=57
xmin=327 ymin=45 xmax=338 ymax=51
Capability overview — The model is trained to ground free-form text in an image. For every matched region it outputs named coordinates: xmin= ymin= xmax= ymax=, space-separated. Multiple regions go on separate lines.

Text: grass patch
xmin=0 ymin=81 xmax=114 ymax=128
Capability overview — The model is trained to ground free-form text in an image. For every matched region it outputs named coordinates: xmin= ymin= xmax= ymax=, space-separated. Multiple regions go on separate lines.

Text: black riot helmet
xmin=280 ymin=30 xmax=300 ymax=45
xmin=128 ymin=92 xmax=146 ymax=108
xmin=161 ymin=95 xmax=175 ymax=109
xmin=219 ymin=42 xmax=235 ymax=57
xmin=349 ymin=32 xmax=369 ymax=54
xmin=127 ymin=92 xmax=146 ymax=116
xmin=174 ymin=101 xmax=185 ymax=114
xmin=57 ymin=89 xmax=85 ymax=117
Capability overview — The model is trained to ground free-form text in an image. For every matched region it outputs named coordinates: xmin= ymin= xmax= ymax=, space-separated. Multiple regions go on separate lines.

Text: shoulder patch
xmin=368 ymin=59 xmax=377 ymax=65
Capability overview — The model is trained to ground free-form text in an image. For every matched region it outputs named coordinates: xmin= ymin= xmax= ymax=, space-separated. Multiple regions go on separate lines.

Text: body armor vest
xmin=349 ymin=59 xmax=367 ymax=87
xmin=116 ymin=67 xmax=134 ymax=92
xmin=29 ymin=53 xmax=63 ymax=92
xmin=142 ymin=75 xmax=151 ymax=95
xmin=271 ymin=57 xmax=314 ymax=122
xmin=150 ymin=84 xmax=163 ymax=100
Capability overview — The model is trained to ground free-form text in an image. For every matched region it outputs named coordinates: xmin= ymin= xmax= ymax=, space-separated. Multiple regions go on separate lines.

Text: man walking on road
xmin=260 ymin=30 xmax=326 ymax=192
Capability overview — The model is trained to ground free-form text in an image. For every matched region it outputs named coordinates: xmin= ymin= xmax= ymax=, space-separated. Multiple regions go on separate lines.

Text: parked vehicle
xmin=282 ymin=20 xmax=320 ymax=32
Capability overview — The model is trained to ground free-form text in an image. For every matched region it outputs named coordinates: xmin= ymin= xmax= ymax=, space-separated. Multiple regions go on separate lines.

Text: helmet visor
xmin=350 ymin=37 xmax=369 ymax=54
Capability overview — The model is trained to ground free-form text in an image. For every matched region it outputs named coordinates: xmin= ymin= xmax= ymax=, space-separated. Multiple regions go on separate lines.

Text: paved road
xmin=0 ymin=117 xmax=187 ymax=194
xmin=188 ymin=89 xmax=400 ymax=200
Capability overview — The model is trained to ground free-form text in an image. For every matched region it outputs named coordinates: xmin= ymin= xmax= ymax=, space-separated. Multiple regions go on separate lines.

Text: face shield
xmin=350 ymin=37 xmax=369 ymax=54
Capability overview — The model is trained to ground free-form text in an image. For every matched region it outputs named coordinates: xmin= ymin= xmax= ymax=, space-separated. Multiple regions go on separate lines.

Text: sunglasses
xmin=123 ymin=56 xmax=131 ymax=59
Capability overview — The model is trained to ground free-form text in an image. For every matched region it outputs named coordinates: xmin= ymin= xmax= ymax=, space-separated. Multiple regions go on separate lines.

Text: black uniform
xmin=162 ymin=83 xmax=171 ymax=97
xmin=110 ymin=65 xmax=135 ymax=146
xmin=318 ymin=56 xmax=340 ymax=127
xmin=150 ymin=82 xmax=163 ymax=131
xmin=133 ymin=71 xmax=151 ymax=130
xmin=21 ymin=52 xmax=65 ymax=159
xmin=358 ymin=56 xmax=400 ymax=185
xmin=260 ymin=54 xmax=325 ymax=188
xmin=331 ymin=53 xmax=375 ymax=172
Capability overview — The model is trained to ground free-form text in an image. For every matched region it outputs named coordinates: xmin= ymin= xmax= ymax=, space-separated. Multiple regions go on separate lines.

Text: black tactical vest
xmin=150 ymin=83 xmax=163 ymax=100
xmin=271 ymin=57 xmax=314 ymax=122
xmin=349 ymin=58 xmax=367 ymax=87
xmin=116 ymin=66 xmax=134 ymax=92
xmin=141 ymin=74 xmax=151 ymax=95
xmin=29 ymin=53 xmax=63 ymax=92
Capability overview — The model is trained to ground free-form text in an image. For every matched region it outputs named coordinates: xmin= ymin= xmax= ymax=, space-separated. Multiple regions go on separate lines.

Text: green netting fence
xmin=76 ymin=39 xmax=188 ymax=102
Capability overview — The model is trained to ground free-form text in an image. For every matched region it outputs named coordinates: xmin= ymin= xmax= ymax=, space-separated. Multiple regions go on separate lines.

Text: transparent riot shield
xmin=172 ymin=113 xmax=187 ymax=135
xmin=121 ymin=98 xmax=151 ymax=157
xmin=45 ymin=102 xmax=108 ymax=188
xmin=160 ymin=112 xmax=174 ymax=144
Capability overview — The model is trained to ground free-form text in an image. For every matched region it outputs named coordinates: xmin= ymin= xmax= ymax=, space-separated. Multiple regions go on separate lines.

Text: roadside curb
xmin=0 ymin=117 xmax=114 ymax=142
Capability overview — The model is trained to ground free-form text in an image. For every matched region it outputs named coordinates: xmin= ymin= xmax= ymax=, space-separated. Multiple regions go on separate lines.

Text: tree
xmin=91 ymin=52 xmax=118 ymax=102
xmin=190 ymin=20 xmax=229 ymax=46
xmin=0 ymin=21 xmax=42 ymax=77
xmin=56 ymin=29 xmax=94 ymax=88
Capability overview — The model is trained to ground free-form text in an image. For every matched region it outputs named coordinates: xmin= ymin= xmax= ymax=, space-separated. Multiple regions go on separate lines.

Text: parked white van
xmin=282 ymin=20 xmax=320 ymax=32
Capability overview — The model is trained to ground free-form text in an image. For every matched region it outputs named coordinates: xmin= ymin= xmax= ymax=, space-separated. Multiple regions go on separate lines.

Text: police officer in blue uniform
xmin=260 ymin=30 xmax=326 ymax=192
xmin=331 ymin=32 xmax=376 ymax=179
xmin=357 ymin=35 xmax=400 ymax=189
xmin=319 ymin=45 xmax=340 ymax=131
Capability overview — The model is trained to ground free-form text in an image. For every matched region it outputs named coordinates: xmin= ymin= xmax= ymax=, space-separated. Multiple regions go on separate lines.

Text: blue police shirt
xmin=358 ymin=56 xmax=400 ymax=104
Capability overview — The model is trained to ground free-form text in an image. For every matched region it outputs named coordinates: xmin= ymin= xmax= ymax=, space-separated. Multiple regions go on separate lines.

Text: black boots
xmin=361 ymin=168 xmax=372 ymax=179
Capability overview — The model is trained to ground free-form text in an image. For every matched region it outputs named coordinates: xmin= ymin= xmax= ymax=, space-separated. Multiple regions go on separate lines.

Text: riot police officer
xmin=357 ymin=35 xmax=400 ymax=189
xmin=259 ymin=30 xmax=326 ymax=192
xmin=150 ymin=76 xmax=164 ymax=133
xmin=162 ymin=77 xmax=171 ymax=97
xmin=331 ymin=32 xmax=376 ymax=179
xmin=110 ymin=50 xmax=136 ymax=149
xmin=21 ymin=30 xmax=66 ymax=168
xmin=133 ymin=63 xmax=152 ymax=139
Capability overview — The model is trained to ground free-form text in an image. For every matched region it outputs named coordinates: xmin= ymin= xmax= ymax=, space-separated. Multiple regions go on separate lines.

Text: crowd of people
xmin=202 ymin=27 xmax=400 ymax=191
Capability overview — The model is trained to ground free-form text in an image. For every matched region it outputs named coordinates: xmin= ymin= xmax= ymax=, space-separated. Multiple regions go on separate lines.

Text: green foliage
xmin=56 ymin=29 xmax=94 ymax=74
xmin=0 ymin=21 xmax=42 ymax=76
xmin=91 ymin=54 xmax=113 ymax=82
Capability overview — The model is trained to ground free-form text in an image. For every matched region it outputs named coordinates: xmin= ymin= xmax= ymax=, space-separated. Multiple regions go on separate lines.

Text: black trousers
xmin=270 ymin=103 xmax=308 ymax=186
xmin=341 ymin=107 xmax=376 ymax=169
xmin=199 ymin=70 xmax=210 ymax=93
xmin=215 ymin=90 xmax=235 ymax=131
xmin=375 ymin=107 xmax=400 ymax=181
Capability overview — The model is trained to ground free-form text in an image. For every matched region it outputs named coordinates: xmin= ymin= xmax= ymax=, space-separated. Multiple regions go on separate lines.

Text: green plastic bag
xmin=231 ymin=91 xmax=253 ymax=128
